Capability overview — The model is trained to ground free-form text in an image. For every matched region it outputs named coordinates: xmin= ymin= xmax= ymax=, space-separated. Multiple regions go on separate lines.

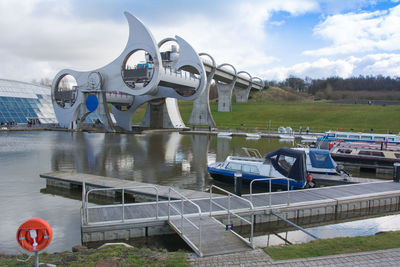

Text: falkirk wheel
xmin=51 ymin=12 xmax=206 ymax=132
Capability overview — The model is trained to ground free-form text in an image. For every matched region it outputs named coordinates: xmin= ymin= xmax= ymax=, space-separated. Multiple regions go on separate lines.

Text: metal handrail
xmin=209 ymin=185 xmax=254 ymax=248
xmin=85 ymin=186 xmax=159 ymax=224
xmin=249 ymin=178 xmax=291 ymax=207
xmin=168 ymin=187 xmax=202 ymax=255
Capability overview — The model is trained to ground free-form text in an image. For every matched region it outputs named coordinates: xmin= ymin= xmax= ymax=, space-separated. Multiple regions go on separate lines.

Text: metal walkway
xmin=83 ymin=185 xmax=255 ymax=257
xmin=84 ymin=180 xmax=400 ymax=224
xmin=82 ymin=180 xmax=400 ymax=257
xmin=168 ymin=216 xmax=252 ymax=257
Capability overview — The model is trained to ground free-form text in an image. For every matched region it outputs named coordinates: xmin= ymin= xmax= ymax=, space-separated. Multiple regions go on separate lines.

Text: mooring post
xmin=34 ymin=251 xmax=39 ymax=267
xmin=394 ymin=163 xmax=400 ymax=182
xmin=234 ymin=172 xmax=243 ymax=196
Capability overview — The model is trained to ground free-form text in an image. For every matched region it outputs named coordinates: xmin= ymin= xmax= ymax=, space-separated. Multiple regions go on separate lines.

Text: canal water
xmin=0 ymin=131 xmax=396 ymax=254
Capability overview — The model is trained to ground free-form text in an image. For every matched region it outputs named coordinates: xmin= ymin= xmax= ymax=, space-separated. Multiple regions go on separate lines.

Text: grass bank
xmin=0 ymin=245 xmax=187 ymax=267
xmin=183 ymin=101 xmax=400 ymax=133
xmin=132 ymin=100 xmax=400 ymax=133
xmin=264 ymin=231 xmax=400 ymax=260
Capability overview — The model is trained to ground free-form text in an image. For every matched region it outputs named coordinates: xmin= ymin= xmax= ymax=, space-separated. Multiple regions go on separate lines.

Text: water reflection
xmin=48 ymin=132 xmax=301 ymax=192
xmin=0 ymin=130 xmax=395 ymax=254
xmin=254 ymin=214 xmax=400 ymax=247
xmin=50 ymin=132 xmax=205 ymax=189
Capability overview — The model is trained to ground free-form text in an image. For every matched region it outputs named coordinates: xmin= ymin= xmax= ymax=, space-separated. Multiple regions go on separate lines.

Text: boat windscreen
xmin=309 ymin=149 xmax=336 ymax=169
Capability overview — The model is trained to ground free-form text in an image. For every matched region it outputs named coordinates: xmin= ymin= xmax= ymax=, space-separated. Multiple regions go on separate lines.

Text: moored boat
xmin=279 ymin=134 xmax=295 ymax=139
xmin=207 ymin=147 xmax=314 ymax=190
xmin=246 ymin=133 xmax=261 ymax=139
xmin=295 ymin=147 xmax=342 ymax=175
xmin=301 ymin=135 xmax=317 ymax=141
xmin=318 ymin=131 xmax=400 ymax=144
xmin=330 ymin=142 xmax=400 ymax=169
xmin=217 ymin=132 xmax=232 ymax=138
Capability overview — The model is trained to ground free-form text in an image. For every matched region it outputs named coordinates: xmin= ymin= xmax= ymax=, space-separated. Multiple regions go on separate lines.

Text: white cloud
xmin=0 ymin=0 xmax=318 ymax=82
xmin=262 ymin=53 xmax=400 ymax=80
xmin=0 ymin=0 xmax=127 ymax=81
xmin=269 ymin=20 xmax=286 ymax=26
xmin=1 ymin=0 xmax=398 ymax=84
xmin=150 ymin=0 xmax=318 ymax=78
xmin=303 ymin=4 xmax=400 ymax=56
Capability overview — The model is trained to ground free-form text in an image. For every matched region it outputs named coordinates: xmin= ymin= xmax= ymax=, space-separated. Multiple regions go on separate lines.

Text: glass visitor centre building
xmin=0 ymin=79 xmax=57 ymax=125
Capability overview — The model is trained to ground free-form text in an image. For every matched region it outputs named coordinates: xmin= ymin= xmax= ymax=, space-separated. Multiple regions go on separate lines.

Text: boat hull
xmin=207 ymin=166 xmax=306 ymax=190
xmin=331 ymin=153 xmax=399 ymax=168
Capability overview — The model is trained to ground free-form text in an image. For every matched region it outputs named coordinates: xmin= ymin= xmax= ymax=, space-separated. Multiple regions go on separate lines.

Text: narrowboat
xmin=318 ymin=131 xmax=400 ymax=144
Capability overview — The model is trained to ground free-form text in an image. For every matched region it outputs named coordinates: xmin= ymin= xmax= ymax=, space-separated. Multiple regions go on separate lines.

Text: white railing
xmin=209 ymin=185 xmax=254 ymax=248
xmin=242 ymin=147 xmax=262 ymax=158
xmin=81 ymin=180 xmax=87 ymax=225
xmin=249 ymin=178 xmax=291 ymax=207
xmin=83 ymin=185 xmax=159 ymax=225
xmin=168 ymin=187 xmax=202 ymax=256
xmin=162 ymin=67 xmax=199 ymax=82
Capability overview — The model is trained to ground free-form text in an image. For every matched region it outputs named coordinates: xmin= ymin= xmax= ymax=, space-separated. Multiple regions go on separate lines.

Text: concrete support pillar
xmin=140 ymin=98 xmax=185 ymax=129
xmin=99 ymin=90 xmax=116 ymax=132
xmin=216 ymin=64 xmax=237 ymax=112
xmin=79 ymin=91 xmax=115 ymax=132
xmin=110 ymin=102 xmax=136 ymax=131
xmin=188 ymin=53 xmax=216 ymax=127
xmin=234 ymin=71 xmax=252 ymax=103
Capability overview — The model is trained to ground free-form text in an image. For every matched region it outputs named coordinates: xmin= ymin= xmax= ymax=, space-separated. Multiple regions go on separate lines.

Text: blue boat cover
xmin=309 ymin=149 xmax=336 ymax=169
xmin=265 ymin=147 xmax=307 ymax=182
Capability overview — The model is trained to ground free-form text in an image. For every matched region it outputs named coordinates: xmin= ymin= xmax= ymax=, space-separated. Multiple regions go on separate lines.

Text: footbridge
xmin=51 ymin=12 xmax=264 ymax=132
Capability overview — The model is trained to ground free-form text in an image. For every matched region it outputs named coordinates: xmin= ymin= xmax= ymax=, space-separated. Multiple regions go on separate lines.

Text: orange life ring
xmin=16 ymin=218 xmax=53 ymax=252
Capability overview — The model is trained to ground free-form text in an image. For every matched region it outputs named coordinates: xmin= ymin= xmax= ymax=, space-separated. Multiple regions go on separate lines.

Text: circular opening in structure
xmin=175 ymin=64 xmax=200 ymax=97
xmin=159 ymin=39 xmax=201 ymax=97
xmin=159 ymin=40 xmax=180 ymax=69
xmin=55 ymin=74 xmax=78 ymax=108
xmin=122 ymin=49 xmax=154 ymax=90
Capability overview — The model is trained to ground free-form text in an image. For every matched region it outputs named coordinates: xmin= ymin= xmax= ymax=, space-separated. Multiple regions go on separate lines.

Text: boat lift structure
xmin=51 ymin=12 xmax=264 ymax=132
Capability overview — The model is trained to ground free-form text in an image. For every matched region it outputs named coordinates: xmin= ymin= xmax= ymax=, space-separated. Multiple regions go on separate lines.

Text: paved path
xmin=188 ymin=247 xmax=400 ymax=266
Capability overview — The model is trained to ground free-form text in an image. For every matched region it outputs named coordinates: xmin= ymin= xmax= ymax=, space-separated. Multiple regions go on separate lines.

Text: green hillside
xmin=131 ymin=90 xmax=400 ymax=134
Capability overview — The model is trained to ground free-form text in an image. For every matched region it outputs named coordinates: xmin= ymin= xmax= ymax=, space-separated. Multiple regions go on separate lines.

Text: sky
xmin=0 ymin=0 xmax=399 ymax=83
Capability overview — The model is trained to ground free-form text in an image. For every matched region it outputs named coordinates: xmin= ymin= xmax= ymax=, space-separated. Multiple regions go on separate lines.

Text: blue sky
xmin=0 ymin=0 xmax=399 ymax=82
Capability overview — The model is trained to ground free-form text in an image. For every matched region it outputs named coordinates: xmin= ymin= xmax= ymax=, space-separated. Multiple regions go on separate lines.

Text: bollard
xmin=234 ymin=172 xmax=243 ymax=196
xmin=393 ymin=163 xmax=400 ymax=182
